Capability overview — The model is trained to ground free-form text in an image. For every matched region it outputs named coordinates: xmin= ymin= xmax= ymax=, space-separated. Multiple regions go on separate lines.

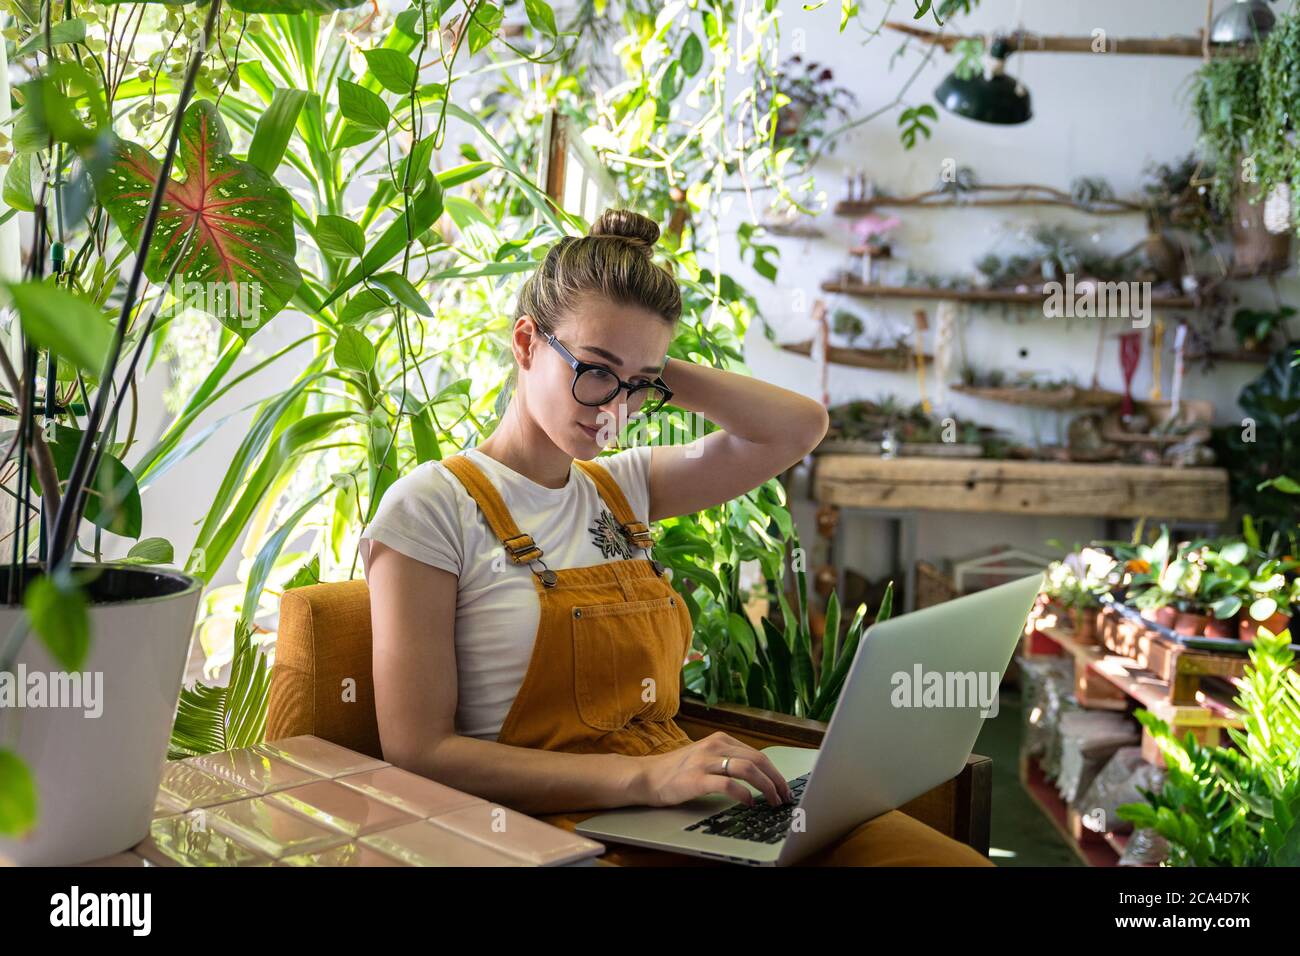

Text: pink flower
xmin=852 ymin=214 xmax=900 ymax=242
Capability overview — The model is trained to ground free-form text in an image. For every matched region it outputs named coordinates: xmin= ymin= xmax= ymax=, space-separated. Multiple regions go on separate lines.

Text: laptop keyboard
xmin=683 ymin=773 xmax=810 ymax=844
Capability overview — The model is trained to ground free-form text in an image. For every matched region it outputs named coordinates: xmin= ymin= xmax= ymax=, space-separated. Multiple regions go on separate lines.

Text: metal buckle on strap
xmin=504 ymin=533 xmax=542 ymax=562
xmin=621 ymin=521 xmax=653 ymax=550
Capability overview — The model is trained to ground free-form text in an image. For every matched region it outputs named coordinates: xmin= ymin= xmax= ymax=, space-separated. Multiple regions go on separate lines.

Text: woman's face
xmin=517 ymin=296 xmax=673 ymax=458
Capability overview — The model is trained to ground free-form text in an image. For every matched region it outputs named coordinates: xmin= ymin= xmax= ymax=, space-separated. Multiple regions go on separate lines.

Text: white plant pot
xmin=0 ymin=566 xmax=201 ymax=865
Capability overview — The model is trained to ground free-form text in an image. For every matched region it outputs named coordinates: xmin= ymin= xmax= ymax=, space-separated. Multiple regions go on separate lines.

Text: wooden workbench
xmin=812 ymin=456 xmax=1230 ymax=521
xmin=809 ymin=456 xmax=1231 ymax=611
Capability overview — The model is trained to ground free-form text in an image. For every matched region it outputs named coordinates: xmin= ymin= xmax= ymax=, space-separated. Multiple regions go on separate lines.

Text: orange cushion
xmin=267 ymin=580 xmax=383 ymax=759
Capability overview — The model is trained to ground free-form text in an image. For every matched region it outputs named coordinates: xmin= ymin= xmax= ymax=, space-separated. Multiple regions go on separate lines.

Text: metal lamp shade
xmin=934 ymin=70 xmax=1031 ymax=125
xmin=1210 ymin=0 xmax=1275 ymax=45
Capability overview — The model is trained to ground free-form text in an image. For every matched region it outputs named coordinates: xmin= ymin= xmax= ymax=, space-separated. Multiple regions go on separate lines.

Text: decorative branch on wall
xmin=950 ymin=383 xmax=1126 ymax=410
xmin=835 ymin=183 xmax=1142 ymax=216
xmin=820 ymin=281 xmax=1203 ymax=310
xmin=885 ymin=22 xmax=1213 ymax=58
xmin=780 ymin=339 xmax=932 ymax=371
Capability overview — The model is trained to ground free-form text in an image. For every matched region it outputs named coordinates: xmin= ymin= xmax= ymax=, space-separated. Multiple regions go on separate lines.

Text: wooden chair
xmin=267 ymin=580 xmax=992 ymax=854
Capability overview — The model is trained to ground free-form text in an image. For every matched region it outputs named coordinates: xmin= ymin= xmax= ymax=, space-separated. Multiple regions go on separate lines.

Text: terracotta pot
xmin=1239 ymin=610 xmax=1292 ymax=642
xmin=1204 ymin=614 xmax=1237 ymax=639
xmin=1174 ymin=610 xmax=1209 ymax=636
xmin=1073 ymin=607 xmax=1098 ymax=643
xmin=1154 ymin=605 xmax=1178 ymax=629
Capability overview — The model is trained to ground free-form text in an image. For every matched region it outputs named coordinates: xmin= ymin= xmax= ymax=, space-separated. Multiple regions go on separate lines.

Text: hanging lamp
xmin=1209 ymin=0 xmax=1276 ymax=45
xmin=933 ymin=36 xmax=1031 ymax=125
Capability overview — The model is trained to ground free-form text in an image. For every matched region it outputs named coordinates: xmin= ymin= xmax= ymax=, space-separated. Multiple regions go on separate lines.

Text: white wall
xmin=720 ymin=0 xmax=1294 ymax=584
xmin=125 ymin=1 xmax=1292 ymax=601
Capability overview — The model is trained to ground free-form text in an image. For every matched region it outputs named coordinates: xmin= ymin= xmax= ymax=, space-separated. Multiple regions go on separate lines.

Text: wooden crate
xmin=1099 ymin=606 xmax=1249 ymax=706
xmin=915 ymin=560 xmax=960 ymax=609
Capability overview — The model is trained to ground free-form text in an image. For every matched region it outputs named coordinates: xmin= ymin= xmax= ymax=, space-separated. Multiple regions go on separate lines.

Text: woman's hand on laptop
xmin=634 ymin=733 xmax=795 ymax=808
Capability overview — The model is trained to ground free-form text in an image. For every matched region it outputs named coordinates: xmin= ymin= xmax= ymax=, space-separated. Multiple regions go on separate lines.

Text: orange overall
xmin=440 ymin=453 xmax=991 ymax=867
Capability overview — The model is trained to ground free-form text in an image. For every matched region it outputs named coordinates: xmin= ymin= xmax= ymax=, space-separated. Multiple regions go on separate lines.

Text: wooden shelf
xmin=1035 ymin=624 xmax=1244 ymax=730
xmin=820 ymin=280 xmax=1201 ymax=310
xmin=835 ymin=196 xmax=1140 ymax=217
xmin=812 ymin=456 xmax=1230 ymax=522
xmin=1019 ymin=754 xmax=1122 ymax=868
xmin=779 ymin=339 xmax=931 ymax=371
xmin=951 ymin=382 xmax=1125 ymax=410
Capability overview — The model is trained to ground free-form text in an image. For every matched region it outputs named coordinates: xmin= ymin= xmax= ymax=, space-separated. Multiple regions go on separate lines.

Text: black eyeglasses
xmin=542 ymin=331 xmax=673 ymax=415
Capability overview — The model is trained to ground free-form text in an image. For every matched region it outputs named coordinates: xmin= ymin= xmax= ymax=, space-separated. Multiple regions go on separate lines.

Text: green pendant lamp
xmin=934 ymin=37 xmax=1031 ymax=125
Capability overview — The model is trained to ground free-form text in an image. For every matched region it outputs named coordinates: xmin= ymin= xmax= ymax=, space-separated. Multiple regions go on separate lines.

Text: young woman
xmin=361 ymin=209 xmax=990 ymax=866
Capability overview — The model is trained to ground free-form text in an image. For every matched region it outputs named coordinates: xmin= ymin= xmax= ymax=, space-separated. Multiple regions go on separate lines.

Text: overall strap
xmin=440 ymin=454 xmax=545 ymax=565
xmin=573 ymin=457 xmax=654 ymax=551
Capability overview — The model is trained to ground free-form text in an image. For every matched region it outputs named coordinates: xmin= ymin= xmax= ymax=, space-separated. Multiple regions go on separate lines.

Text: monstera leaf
xmin=92 ymin=99 xmax=301 ymax=338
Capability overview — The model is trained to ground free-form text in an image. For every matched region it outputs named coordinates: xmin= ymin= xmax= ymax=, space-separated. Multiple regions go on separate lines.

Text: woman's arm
xmin=645 ymin=358 xmax=829 ymax=523
xmin=369 ymin=540 xmax=647 ymax=814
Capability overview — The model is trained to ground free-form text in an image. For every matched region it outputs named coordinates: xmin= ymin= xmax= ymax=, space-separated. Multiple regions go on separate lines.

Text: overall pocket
xmin=571 ymin=594 xmax=687 ymax=732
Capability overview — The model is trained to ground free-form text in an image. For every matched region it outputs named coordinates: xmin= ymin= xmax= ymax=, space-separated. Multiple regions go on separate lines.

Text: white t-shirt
xmin=359 ymin=444 xmax=655 ymax=742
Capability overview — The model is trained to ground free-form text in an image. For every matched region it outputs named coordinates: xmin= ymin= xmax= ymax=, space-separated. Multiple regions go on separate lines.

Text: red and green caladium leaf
xmin=92 ymin=99 xmax=301 ymax=339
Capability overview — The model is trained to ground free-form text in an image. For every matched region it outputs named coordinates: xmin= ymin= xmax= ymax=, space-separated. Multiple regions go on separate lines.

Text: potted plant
xmin=1238 ymin=559 xmax=1295 ymax=641
xmin=1232 ymin=304 xmax=1296 ymax=353
xmin=1162 ymin=551 xmax=1209 ymax=636
xmin=756 ymin=55 xmax=858 ymax=171
xmin=1043 ymin=552 xmax=1109 ymax=643
xmin=1194 ymin=540 xmax=1253 ymax=637
xmin=1123 ymin=528 xmax=1179 ymax=628
xmin=0 ymin=4 xmax=247 ymax=864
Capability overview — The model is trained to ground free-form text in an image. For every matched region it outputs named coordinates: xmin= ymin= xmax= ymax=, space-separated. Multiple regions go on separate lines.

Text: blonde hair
xmin=502 ymin=208 xmax=681 ymax=395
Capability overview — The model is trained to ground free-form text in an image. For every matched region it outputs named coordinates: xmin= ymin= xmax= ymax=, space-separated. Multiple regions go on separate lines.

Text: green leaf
xmin=16 ymin=62 xmax=108 ymax=151
xmin=125 ymin=537 xmax=175 ymax=564
xmin=1259 ymin=475 xmax=1300 ymax=495
xmin=467 ymin=2 xmax=503 ymax=52
xmin=338 ymin=288 xmax=389 ymax=325
xmin=316 ymin=215 xmax=366 ymax=259
xmin=33 ymin=425 xmax=143 ymax=539
xmin=681 ymin=33 xmax=704 ymax=76
xmin=240 ymin=488 xmax=328 ymax=629
xmin=168 ymin=621 xmax=270 ymax=759
xmin=284 ymin=555 xmax=322 ymax=591
xmin=24 ymin=574 xmax=90 ymax=672
xmin=370 ymin=271 xmax=432 ymax=316
xmin=14 ymin=17 xmax=86 ymax=58
xmin=363 ymin=48 xmax=417 ymax=94
xmin=3 ymin=282 xmax=113 ymax=374
xmin=338 ymin=79 xmax=390 ymax=130
xmin=524 ymin=0 xmax=557 ymax=36
xmin=334 ymin=327 xmax=376 ymax=371
xmin=1249 ymin=596 xmax=1279 ymax=621
xmin=0 ymin=750 xmax=38 ymax=837
xmin=320 ymin=173 xmax=443 ymax=308
xmin=659 ymin=61 xmax=683 ymax=103
xmin=248 ymin=87 xmax=307 ymax=176
xmin=3 ymin=153 xmax=37 ymax=212
xmin=91 ymin=100 xmax=302 ymax=338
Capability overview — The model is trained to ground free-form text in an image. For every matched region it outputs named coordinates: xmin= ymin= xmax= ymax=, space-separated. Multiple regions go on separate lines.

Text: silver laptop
xmin=575 ymin=573 xmax=1043 ymax=865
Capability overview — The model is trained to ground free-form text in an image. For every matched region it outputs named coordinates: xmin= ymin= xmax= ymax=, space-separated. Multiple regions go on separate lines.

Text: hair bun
xmin=588 ymin=208 xmax=660 ymax=258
